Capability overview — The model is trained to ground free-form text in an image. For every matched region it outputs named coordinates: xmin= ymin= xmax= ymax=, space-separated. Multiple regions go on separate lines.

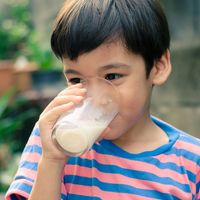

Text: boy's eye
xmin=104 ymin=73 xmax=123 ymax=81
xmin=68 ymin=78 xmax=82 ymax=84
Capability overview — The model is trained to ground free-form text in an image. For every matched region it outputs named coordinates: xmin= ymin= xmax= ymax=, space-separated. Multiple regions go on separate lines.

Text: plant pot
xmin=0 ymin=60 xmax=14 ymax=96
xmin=31 ymin=70 xmax=66 ymax=95
xmin=14 ymin=62 xmax=37 ymax=92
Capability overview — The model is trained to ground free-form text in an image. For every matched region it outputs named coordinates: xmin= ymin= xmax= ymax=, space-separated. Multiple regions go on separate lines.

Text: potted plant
xmin=0 ymin=0 xmax=33 ymax=95
xmin=24 ymin=32 xmax=65 ymax=96
xmin=0 ymin=89 xmax=40 ymax=192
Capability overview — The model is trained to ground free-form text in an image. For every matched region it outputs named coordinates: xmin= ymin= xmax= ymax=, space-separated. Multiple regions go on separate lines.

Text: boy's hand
xmin=38 ymin=83 xmax=86 ymax=162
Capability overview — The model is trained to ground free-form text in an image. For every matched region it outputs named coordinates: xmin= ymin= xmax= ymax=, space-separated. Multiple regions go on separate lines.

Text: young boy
xmin=5 ymin=0 xmax=200 ymax=199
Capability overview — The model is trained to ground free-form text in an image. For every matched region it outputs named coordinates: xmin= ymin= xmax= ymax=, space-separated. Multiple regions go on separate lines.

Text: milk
xmin=53 ymin=122 xmax=106 ymax=156
xmin=52 ymin=78 xmax=119 ymax=156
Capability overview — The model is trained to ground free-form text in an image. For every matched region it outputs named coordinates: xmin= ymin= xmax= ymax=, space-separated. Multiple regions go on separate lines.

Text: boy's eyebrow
xmin=64 ymin=69 xmax=81 ymax=75
xmin=99 ymin=63 xmax=131 ymax=71
xmin=64 ymin=63 xmax=131 ymax=75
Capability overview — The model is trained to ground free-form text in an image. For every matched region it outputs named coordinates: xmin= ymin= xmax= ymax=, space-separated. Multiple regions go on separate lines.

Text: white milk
xmin=54 ymin=123 xmax=106 ymax=156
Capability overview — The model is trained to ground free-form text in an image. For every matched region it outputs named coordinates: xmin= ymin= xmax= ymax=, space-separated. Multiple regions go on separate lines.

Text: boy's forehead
xmin=63 ymin=41 xmax=146 ymax=76
xmin=63 ymin=41 xmax=133 ymax=67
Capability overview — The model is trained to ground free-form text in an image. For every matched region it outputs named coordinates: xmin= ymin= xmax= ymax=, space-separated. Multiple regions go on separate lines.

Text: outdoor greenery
xmin=23 ymin=32 xmax=60 ymax=70
xmin=0 ymin=0 xmax=60 ymax=70
xmin=0 ymin=0 xmax=32 ymax=60
xmin=0 ymin=0 xmax=62 ymax=193
xmin=0 ymin=89 xmax=41 ymax=192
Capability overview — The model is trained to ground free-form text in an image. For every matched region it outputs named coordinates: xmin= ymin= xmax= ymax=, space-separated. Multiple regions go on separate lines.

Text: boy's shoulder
xmin=178 ymin=129 xmax=200 ymax=144
xmin=176 ymin=128 xmax=200 ymax=152
xmin=152 ymin=116 xmax=200 ymax=157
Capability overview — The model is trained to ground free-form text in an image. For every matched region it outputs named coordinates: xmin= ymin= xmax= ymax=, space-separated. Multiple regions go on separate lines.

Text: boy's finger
xmin=59 ymin=88 xmax=87 ymax=97
xmin=42 ymin=87 xmax=87 ymax=114
xmin=39 ymin=102 xmax=75 ymax=128
xmin=43 ymin=95 xmax=84 ymax=113
xmin=59 ymin=83 xmax=83 ymax=94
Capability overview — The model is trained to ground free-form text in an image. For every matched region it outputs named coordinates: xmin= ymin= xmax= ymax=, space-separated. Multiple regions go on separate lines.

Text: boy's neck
xmin=112 ymin=115 xmax=169 ymax=154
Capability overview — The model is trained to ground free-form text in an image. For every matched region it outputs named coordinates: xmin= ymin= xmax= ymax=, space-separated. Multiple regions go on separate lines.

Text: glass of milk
xmin=52 ymin=77 xmax=120 ymax=156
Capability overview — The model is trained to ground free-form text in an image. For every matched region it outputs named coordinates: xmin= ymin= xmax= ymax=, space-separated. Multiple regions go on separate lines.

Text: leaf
xmin=0 ymin=88 xmax=15 ymax=117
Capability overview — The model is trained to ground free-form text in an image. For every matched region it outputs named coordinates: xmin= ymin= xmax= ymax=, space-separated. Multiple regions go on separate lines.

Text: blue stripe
xmin=145 ymin=158 xmax=196 ymax=184
xmin=32 ymin=128 xmax=40 ymax=136
xmin=15 ymin=175 xmax=34 ymax=183
xmin=164 ymin=147 xmax=200 ymax=165
xmin=196 ymin=180 xmax=200 ymax=195
xmin=65 ymin=175 xmax=180 ymax=200
xmin=23 ymin=145 xmax=42 ymax=154
xmin=67 ymin=158 xmax=191 ymax=193
xmin=179 ymin=133 xmax=200 ymax=146
xmin=98 ymin=135 xmax=178 ymax=159
xmin=9 ymin=181 xmax=66 ymax=200
xmin=9 ymin=181 xmax=32 ymax=195
xmin=186 ymin=170 xmax=196 ymax=183
xmin=67 ymin=194 xmax=101 ymax=200
xmin=19 ymin=161 xmax=38 ymax=171
xmin=61 ymin=193 xmax=67 ymax=200
xmin=93 ymin=143 xmax=196 ymax=183
xmin=137 ymin=157 xmax=195 ymax=184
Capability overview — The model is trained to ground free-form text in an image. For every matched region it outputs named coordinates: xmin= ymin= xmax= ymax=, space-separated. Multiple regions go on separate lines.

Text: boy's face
xmin=63 ymin=41 xmax=154 ymax=140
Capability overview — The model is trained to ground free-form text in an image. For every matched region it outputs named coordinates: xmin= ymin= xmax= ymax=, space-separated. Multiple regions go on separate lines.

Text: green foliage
xmin=0 ymin=89 xmax=41 ymax=193
xmin=23 ymin=33 xmax=60 ymax=70
xmin=0 ymin=89 xmax=14 ymax=117
xmin=0 ymin=0 xmax=60 ymax=70
xmin=0 ymin=0 xmax=32 ymax=59
xmin=0 ymin=89 xmax=39 ymax=152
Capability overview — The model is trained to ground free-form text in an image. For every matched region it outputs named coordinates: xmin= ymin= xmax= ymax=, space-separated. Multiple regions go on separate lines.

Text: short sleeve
xmin=5 ymin=123 xmax=67 ymax=200
xmin=196 ymin=164 xmax=200 ymax=200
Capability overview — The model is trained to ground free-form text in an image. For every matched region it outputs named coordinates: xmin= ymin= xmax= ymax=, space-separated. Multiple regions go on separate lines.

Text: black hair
xmin=51 ymin=0 xmax=170 ymax=76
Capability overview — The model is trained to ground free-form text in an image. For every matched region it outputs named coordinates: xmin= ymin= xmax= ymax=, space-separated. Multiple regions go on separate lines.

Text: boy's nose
xmin=85 ymin=77 xmax=104 ymax=90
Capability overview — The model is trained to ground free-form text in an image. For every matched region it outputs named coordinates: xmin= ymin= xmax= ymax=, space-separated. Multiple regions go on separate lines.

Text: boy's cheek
xmin=103 ymin=117 xmax=129 ymax=140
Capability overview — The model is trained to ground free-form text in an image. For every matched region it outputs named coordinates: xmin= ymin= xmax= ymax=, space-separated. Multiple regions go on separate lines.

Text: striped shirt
xmin=5 ymin=117 xmax=200 ymax=200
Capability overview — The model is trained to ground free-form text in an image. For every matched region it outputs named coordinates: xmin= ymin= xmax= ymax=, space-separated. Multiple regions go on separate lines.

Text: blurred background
xmin=0 ymin=0 xmax=199 ymax=197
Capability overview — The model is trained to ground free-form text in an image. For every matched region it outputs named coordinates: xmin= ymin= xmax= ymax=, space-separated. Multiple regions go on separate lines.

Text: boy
xmin=5 ymin=0 xmax=200 ymax=199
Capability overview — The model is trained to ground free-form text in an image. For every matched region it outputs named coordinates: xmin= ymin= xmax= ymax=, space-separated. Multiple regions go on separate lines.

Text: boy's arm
xmin=25 ymin=83 xmax=85 ymax=200
xmin=27 ymin=84 xmax=86 ymax=199
xmin=5 ymin=84 xmax=86 ymax=200
xmin=5 ymin=126 xmax=68 ymax=200
xmin=28 ymin=157 xmax=67 ymax=200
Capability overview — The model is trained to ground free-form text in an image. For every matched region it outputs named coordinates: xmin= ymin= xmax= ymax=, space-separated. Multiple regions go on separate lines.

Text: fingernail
xmin=76 ymin=96 xmax=84 ymax=101
xmin=71 ymin=83 xmax=83 ymax=87
xmin=80 ymin=88 xmax=87 ymax=93
xmin=68 ymin=102 xmax=75 ymax=107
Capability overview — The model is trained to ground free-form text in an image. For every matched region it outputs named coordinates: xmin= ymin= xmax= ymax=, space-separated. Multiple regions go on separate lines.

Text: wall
xmin=30 ymin=0 xmax=64 ymax=42
xmin=30 ymin=0 xmax=200 ymax=137
xmin=151 ymin=0 xmax=200 ymax=137
xmin=151 ymin=46 xmax=200 ymax=137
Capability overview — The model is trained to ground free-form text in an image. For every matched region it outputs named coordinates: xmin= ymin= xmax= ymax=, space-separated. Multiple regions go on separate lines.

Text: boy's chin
xmin=102 ymin=124 xmax=129 ymax=141
xmin=103 ymin=131 xmax=122 ymax=141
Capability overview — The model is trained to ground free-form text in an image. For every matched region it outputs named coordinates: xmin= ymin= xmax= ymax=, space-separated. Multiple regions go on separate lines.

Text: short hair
xmin=51 ymin=0 xmax=170 ymax=76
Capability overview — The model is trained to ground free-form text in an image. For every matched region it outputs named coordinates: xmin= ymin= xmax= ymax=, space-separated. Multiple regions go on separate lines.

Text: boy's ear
xmin=150 ymin=49 xmax=172 ymax=86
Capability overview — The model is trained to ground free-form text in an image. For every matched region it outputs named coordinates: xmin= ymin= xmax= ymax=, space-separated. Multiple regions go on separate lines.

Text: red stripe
xmin=26 ymin=135 xmax=41 ymax=147
xmin=15 ymin=194 xmax=21 ymax=200
xmin=20 ymin=152 xmax=41 ymax=163
xmin=5 ymin=188 xmax=29 ymax=200
xmin=66 ymin=184 xmax=154 ymax=200
xmin=80 ymin=149 xmax=196 ymax=194
xmin=65 ymin=165 xmax=190 ymax=199
xmin=175 ymin=139 xmax=200 ymax=153
xmin=17 ymin=168 xmax=37 ymax=181
xmin=81 ymin=149 xmax=195 ymax=185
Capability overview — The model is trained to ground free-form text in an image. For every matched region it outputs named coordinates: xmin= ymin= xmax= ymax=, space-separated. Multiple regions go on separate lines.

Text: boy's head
xmin=51 ymin=0 xmax=170 ymax=77
xmin=50 ymin=0 xmax=172 ymax=140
